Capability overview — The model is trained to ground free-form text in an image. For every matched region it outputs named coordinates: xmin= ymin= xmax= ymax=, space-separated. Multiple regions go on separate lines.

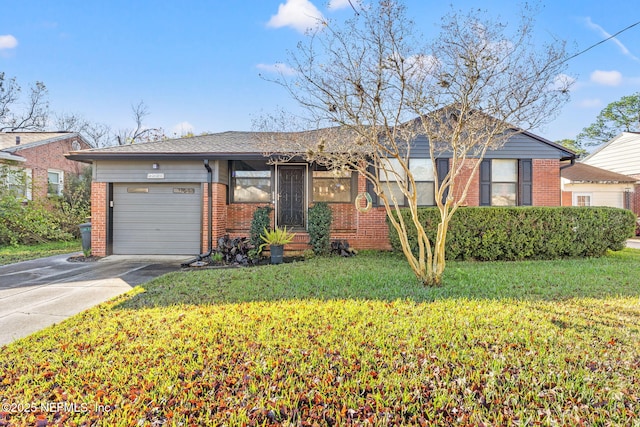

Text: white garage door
xmin=113 ymin=183 xmax=202 ymax=255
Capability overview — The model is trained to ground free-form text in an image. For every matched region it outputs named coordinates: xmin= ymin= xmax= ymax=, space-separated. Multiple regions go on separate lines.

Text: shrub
xmin=0 ymin=196 xmax=75 ymax=245
xmin=0 ymin=165 xmax=91 ymax=245
xmin=388 ymin=206 xmax=636 ymax=261
xmin=249 ymin=206 xmax=273 ymax=249
xmin=307 ymin=202 xmax=332 ymax=255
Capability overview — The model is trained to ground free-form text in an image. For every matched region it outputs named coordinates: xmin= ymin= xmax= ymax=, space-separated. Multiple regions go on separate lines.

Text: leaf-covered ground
xmin=1 ymin=251 xmax=639 ymax=426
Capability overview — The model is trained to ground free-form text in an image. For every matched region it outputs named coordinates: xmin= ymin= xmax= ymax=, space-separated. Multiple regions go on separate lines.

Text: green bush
xmin=0 ymin=196 xmax=75 ymax=245
xmin=250 ymin=205 xmax=273 ymax=249
xmin=0 ymin=165 xmax=91 ymax=246
xmin=388 ymin=206 xmax=637 ymax=261
xmin=308 ymin=202 xmax=332 ymax=255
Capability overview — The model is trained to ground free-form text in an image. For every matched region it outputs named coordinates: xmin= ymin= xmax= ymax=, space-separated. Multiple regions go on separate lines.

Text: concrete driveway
xmin=0 ymin=253 xmax=190 ymax=346
xmin=627 ymin=238 xmax=640 ymax=249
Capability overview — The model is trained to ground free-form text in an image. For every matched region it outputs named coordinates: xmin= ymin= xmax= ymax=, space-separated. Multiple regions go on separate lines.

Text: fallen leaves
xmin=0 ymin=298 xmax=638 ymax=425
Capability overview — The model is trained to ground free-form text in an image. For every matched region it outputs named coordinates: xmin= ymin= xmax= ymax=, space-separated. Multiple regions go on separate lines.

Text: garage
xmin=112 ymin=183 xmax=202 ymax=255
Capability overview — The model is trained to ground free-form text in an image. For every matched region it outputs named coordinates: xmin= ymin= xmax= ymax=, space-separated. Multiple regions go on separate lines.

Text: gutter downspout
xmin=204 ymin=159 xmax=213 ymax=256
xmin=560 ymin=157 xmax=575 ymax=170
xmin=182 ymin=159 xmax=214 ymax=267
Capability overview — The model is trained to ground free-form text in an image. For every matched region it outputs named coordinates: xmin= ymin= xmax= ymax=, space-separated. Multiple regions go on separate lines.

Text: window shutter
xmin=480 ymin=159 xmax=491 ymax=206
xmin=367 ymin=164 xmax=379 ymax=206
xmin=436 ymin=158 xmax=449 ymax=205
xmin=520 ymin=159 xmax=532 ymax=206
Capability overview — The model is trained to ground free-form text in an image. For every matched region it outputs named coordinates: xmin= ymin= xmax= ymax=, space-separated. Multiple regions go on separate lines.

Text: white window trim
xmin=47 ymin=169 xmax=64 ymax=196
xmin=573 ymin=192 xmax=592 ymax=207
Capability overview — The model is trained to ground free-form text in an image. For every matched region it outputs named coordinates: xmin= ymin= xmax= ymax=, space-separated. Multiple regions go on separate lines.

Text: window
xmin=480 ymin=159 xmax=532 ymax=206
xmin=48 ymin=170 xmax=64 ymax=196
xmin=574 ymin=193 xmax=592 ymax=207
xmin=312 ymin=168 xmax=353 ymax=202
xmin=491 ymin=159 xmax=517 ymax=206
xmin=410 ymin=159 xmax=435 ymax=206
xmin=230 ymin=160 xmax=271 ymax=203
xmin=379 ymin=158 xmax=406 ymax=205
xmin=378 ymin=158 xmax=437 ymax=206
xmin=1 ymin=166 xmax=31 ymax=200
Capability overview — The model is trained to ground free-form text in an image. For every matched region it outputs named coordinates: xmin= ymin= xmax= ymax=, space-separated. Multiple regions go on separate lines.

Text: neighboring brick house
xmin=0 ymin=132 xmax=92 ymax=199
xmin=69 ymin=125 xmax=575 ymax=257
xmin=581 ymin=132 xmax=640 ymax=217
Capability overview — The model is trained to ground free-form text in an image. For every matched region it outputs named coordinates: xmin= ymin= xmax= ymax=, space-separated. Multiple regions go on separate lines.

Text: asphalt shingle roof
xmin=561 ymin=162 xmax=638 ymax=183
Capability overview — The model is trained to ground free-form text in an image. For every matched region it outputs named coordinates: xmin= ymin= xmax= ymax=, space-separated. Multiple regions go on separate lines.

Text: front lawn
xmin=1 ymin=250 xmax=639 ymax=426
xmin=0 ymin=240 xmax=81 ymax=266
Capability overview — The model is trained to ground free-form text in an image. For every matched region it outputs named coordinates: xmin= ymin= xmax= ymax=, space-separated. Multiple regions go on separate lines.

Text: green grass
xmin=1 ymin=250 xmax=639 ymax=426
xmin=0 ymin=240 xmax=81 ymax=266
xmin=121 ymin=249 xmax=640 ymax=307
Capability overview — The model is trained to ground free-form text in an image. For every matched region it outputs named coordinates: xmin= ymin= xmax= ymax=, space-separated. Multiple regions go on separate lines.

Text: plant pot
xmin=270 ymin=244 xmax=284 ymax=264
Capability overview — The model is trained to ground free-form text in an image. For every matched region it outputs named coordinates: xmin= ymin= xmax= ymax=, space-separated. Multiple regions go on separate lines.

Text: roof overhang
xmin=0 ymin=151 xmax=26 ymax=163
xmin=66 ymin=152 xmax=294 ymax=163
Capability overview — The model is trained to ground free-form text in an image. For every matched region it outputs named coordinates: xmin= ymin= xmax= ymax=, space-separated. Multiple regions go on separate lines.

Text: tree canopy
xmin=577 ymin=92 xmax=640 ymax=147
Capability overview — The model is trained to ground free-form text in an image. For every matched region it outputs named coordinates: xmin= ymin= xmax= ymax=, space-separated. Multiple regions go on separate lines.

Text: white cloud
xmin=549 ymin=73 xmax=576 ymax=92
xmin=328 ymin=0 xmax=357 ymax=10
xmin=590 ymin=70 xmax=623 ymax=86
xmin=267 ymin=0 xmax=324 ymax=33
xmin=171 ymin=121 xmax=194 ymax=137
xmin=0 ymin=34 xmax=18 ymax=50
xmin=257 ymin=62 xmax=297 ymax=76
xmin=578 ymin=98 xmax=602 ymax=108
xmin=583 ymin=17 xmax=639 ymax=62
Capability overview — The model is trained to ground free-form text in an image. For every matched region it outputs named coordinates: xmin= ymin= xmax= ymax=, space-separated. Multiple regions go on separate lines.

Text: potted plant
xmin=259 ymin=226 xmax=296 ymax=264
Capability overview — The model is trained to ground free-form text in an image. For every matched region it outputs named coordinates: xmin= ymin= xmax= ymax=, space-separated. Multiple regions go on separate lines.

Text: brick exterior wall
xmin=90 ymin=182 xmax=108 ymax=257
xmin=202 ymin=182 xmax=229 ymax=252
xmin=89 ymin=158 xmax=569 ymax=255
xmin=217 ymin=173 xmax=391 ymax=251
xmin=450 ymin=158 xmax=480 ymax=206
xmin=13 ymin=136 xmax=91 ymax=199
xmin=532 ymin=159 xmax=561 ymax=206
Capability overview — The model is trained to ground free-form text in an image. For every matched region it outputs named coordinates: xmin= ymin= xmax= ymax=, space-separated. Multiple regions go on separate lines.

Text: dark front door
xmin=278 ymin=165 xmax=306 ymax=228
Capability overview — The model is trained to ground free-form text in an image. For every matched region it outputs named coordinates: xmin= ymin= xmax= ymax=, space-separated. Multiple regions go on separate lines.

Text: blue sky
xmin=1 ymin=0 xmax=639 ymax=143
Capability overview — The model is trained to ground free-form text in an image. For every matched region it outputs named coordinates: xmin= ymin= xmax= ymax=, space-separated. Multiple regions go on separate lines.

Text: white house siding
xmin=583 ymin=132 xmax=640 ymax=177
xmin=561 ymin=181 xmax=633 ymax=208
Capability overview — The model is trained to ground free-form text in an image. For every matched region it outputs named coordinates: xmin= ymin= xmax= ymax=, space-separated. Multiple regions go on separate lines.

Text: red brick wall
xmin=532 ymin=159 xmax=561 ymax=206
xmin=14 ymin=136 xmax=91 ymax=199
xmin=202 ymin=183 xmax=229 ymax=252
xmin=449 ymin=158 xmax=480 ymax=206
xmin=217 ymin=173 xmax=392 ymax=250
xmin=561 ymin=191 xmax=572 ymax=206
xmin=90 ymin=182 xmax=108 ymax=257
xmin=90 ymin=158 xmax=569 ymax=256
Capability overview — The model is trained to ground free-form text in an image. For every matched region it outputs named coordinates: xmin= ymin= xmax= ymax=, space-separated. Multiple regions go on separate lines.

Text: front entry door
xmin=277 ymin=165 xmax=306 ymax=228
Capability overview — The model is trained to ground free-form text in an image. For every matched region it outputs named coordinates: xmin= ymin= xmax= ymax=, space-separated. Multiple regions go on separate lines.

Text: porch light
xmin=152 ymin=163 xmax=160 ymax=170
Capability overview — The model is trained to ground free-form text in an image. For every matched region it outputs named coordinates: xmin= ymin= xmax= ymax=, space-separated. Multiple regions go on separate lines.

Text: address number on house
xmin=173 ymin=187 xmax=195 ymax=194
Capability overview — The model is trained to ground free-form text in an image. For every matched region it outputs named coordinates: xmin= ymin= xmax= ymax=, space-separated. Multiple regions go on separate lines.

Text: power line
xmin=562 ymin=20 xmax=640 ymax=64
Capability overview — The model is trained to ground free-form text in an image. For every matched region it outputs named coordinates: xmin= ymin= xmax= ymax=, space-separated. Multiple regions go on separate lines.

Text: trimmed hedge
xmin=308 ymin=202 xmax=333 ymax=255
xmin=388 ymin=206 xmax=637 ymax=261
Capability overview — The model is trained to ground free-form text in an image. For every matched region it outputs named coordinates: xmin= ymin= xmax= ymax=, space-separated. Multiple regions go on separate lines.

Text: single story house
xmin=0 ymin=132 xmax=91 ymax=199
xmin=581 ymin=132 xmax=640 ymax=217
xmin=561 ymin=162 xmax=637 ymax=209
xmin=68 ymin=127 xmax=575 ymax=256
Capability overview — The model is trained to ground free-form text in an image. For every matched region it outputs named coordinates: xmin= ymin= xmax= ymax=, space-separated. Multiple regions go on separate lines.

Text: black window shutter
xmin=366 ymin=164 xmax=379 ymax=206
xmin=436 ymin=158 xmax=450 ymax=205
xmin=520 ymin=159 xmax=533 ymax=206
xmin=480 ymin=159 xmax=491 ymax=206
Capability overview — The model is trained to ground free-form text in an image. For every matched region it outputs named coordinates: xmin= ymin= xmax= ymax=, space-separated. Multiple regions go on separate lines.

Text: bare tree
xmin=115 ymin=100 xmax=164 ymax=145
xmin=0 ymin=72 xmax=49 ymax=131
xmin=264 ymin=1 xmax=571 ymax=286
xmin=53 ymin=112 xmax=112 ymax=148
